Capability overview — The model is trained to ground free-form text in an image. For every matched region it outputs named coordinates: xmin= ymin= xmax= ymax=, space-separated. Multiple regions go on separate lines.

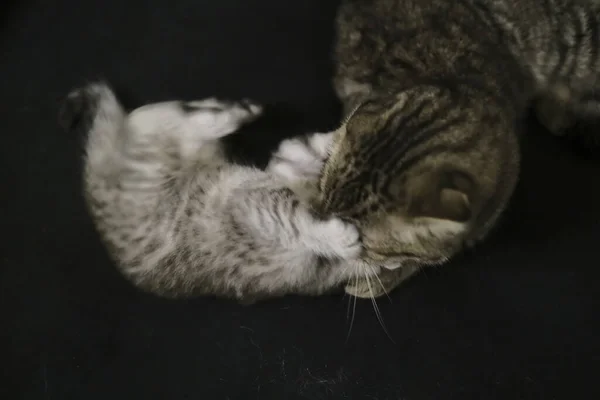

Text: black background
xmin=2 ymin=1 xmax=599 ymax=399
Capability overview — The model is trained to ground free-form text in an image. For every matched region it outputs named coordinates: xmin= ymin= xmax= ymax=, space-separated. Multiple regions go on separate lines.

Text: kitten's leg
xmin=62 ymin=83 xmax=262 ymax=200
xmin=177 ymin=98 xmax=262 ymax=140
xmin=267 ymin=132 xmax=365 ymax=258
xmin=344 ymin=265 xmax=419 ymax=299
xmin=59 ymin=83 xmax=126 ymax=179
xmin=298 ymin=214 xmax=363 ymax=260
xmin=126 ymin=97 xmax=262 ymax=169
xmin=62 ymin=83 xmax=262 ymax=260
xmin=267 ymin=131 xmax=334 ymax=186
xmin=236 ymin=184 xmax=362 ymax=261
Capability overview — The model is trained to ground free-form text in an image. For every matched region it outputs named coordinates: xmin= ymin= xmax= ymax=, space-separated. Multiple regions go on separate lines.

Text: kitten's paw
xmin=59 ymin=82 xmax=115 ymax=134
xmin=317 ymin=218 xmax=362 ymax=260
xmin=307 ymin=132 xmax=335 ymax=159
xmin=182 ymin=98 xmax=262 ymax=139
xmin=267 ymin=136 xmax=326 ymax=184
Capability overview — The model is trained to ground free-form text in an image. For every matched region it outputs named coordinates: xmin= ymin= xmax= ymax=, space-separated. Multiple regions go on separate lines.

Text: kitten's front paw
xmin=182 ymin=98 xmax=263 ymax=139
xmin=318 ymin=218 xmax=362 ymax=260
xmin=267 ymin=136 xmax=325 ymax=185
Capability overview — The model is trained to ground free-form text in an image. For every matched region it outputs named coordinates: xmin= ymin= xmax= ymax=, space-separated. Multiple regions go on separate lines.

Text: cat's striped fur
xmin=320 ymin=0 xmax=600 ymax=298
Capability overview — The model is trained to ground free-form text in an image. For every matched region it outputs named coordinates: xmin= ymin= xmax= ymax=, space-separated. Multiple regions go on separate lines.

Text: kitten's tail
xmin=59 ymin=83 xmax=126 ymax=180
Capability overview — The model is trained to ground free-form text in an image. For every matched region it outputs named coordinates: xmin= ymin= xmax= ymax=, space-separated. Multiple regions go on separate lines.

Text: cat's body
xmin=334 ymin=0 xmax=600 ymax=135
xmin=61 ymin=83 xmax=372 ymax=304
xmin=310 ymin=0 xmax=600 ymax=297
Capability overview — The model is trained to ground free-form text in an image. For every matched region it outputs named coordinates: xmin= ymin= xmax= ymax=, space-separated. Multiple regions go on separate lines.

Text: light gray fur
xmin=67 ymin=83 xmax=375 ymax=304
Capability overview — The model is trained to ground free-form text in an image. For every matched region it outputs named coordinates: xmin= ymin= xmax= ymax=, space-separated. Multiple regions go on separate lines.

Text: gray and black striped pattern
xmin=322 ymin=0 xmax=600 ymax=298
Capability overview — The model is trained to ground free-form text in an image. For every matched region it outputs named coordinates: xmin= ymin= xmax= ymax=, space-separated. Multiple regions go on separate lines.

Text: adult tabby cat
xmin=60 ymin=82 xmax=376 ymax=304
xmin=310 ymin=0 xmax=600 ymax=298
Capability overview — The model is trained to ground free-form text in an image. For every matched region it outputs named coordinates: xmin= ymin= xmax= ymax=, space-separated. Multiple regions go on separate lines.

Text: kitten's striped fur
xmin=61 ymin=83 xmax=372 ymax=304
xmin=320 ymin=0 xmax=600 ymax=297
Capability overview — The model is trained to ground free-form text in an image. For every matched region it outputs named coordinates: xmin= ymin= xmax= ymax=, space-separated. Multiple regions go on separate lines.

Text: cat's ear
xmin=406 ymin=169 xmax=474 ymax=222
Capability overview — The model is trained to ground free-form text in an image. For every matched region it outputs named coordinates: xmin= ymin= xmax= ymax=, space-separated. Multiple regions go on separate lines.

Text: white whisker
xmin=368 ymin=265 xmax=392 ymax=303
xmin=364 ymin=269 xmax=395 ymax=343
xmin=345 ymin=291 xmax=352 ymax=320
xmin=345 ymin=265 xmax=359 ymax=342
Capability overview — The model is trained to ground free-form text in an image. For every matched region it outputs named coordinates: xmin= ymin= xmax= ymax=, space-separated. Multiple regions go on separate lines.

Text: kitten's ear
xmin=407 ymin=169 xmax=474 ymax=222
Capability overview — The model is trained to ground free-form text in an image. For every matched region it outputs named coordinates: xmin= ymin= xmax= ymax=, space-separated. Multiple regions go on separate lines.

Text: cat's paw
xmin=315 ymin=218 xmax=362 ymax=260
xmin=59 ymin=82 xmax=115 ymax=134
xmin=182 ymin=98 xmax=262 ymax=139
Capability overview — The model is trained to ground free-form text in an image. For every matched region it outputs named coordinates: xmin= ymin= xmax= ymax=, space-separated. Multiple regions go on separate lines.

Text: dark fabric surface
xmin=2 ymin=1 xmax=599 ymax=399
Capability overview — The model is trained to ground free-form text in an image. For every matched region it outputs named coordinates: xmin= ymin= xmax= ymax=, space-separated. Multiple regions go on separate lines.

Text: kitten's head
xmin=314 ymin=84 xmax=519 ymax=270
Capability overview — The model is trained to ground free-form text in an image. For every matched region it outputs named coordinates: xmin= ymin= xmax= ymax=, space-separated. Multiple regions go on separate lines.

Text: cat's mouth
xmin=365 ymin=248 xmax=420 ymax=260
xmin=362 ymin=249 xmax=411 ymax=270
xmin=363 ymin=248 xmax=445 ymax=270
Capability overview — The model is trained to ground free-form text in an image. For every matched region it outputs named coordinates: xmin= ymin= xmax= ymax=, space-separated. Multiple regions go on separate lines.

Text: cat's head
xmin=314 ymin=83 xmax=519 ymax=270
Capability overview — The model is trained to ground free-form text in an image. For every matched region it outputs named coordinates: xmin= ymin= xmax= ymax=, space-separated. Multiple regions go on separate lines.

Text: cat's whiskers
xmin=345 ymin=266 xmax=360 ymax=342
xmin=345 ymin=290 xmax=351 ymax=319
xmin=363 ymin=268 xmax=395 ymax=343
xmin=368 ymin=265 xmax=392 ymax=304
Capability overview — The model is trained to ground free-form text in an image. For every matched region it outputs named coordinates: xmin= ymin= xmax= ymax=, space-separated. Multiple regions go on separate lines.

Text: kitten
xmin=60 ymin=82 xmax=375 ymax=304
xmin=310 ymin=0 xmax=600 ymax=298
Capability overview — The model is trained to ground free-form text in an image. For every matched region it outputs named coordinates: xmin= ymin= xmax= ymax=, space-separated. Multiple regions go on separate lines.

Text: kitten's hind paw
xmin=181 ymin=98 xmax=263 ymax=139
xmin=58 ymin=83 xmax=117 ymax=134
